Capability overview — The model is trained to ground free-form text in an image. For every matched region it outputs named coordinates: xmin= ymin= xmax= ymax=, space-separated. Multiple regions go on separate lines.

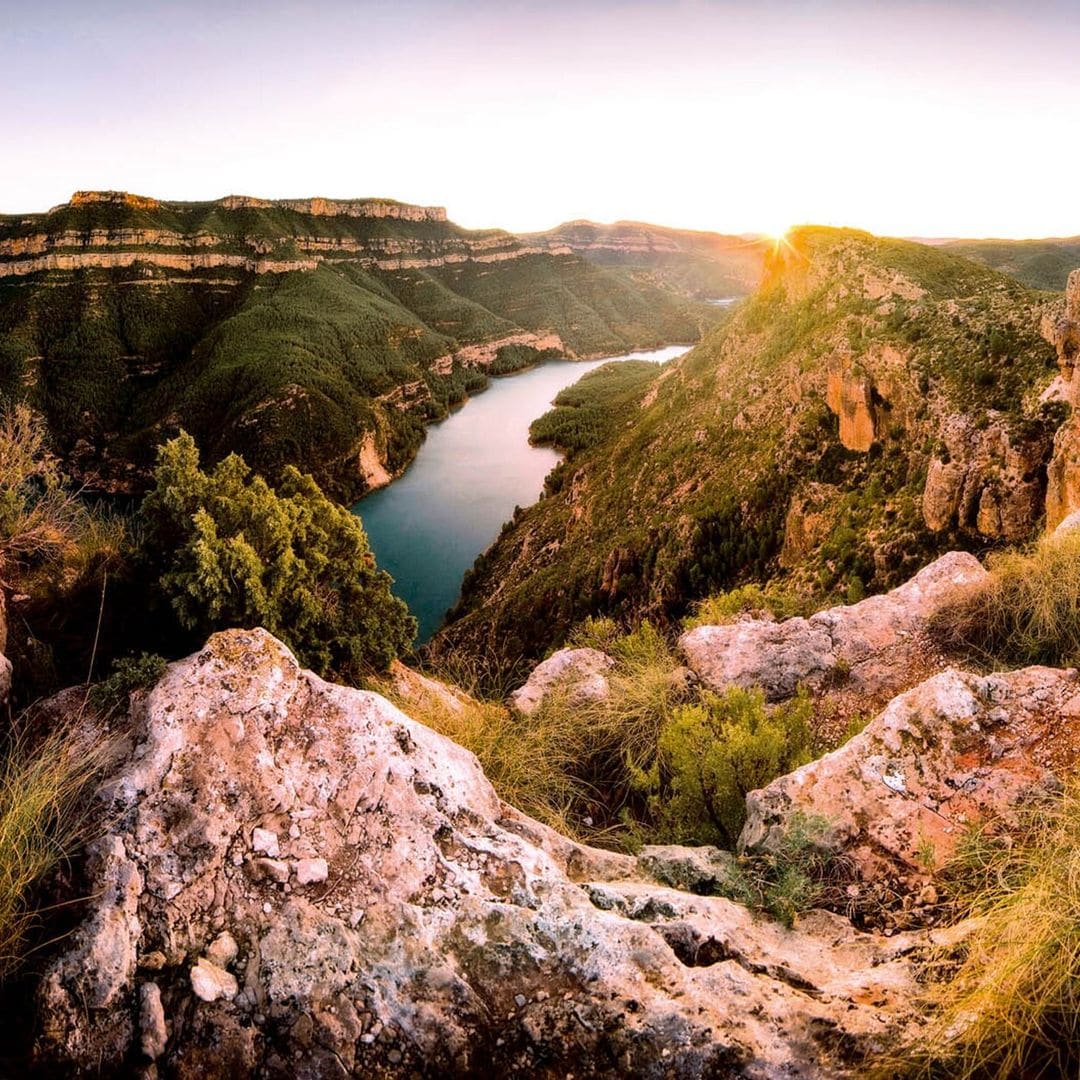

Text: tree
xmin=140 ymin=433 xmax=415 ymax=676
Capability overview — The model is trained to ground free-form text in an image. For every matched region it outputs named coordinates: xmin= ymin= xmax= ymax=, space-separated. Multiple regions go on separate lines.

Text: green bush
xmin=139 ymin=432 xmax=415 ymax=677
xmin=636 ymin=686 xmax=814 ymax=848
xmin=89 ymin=652 xmax=168 ymax=713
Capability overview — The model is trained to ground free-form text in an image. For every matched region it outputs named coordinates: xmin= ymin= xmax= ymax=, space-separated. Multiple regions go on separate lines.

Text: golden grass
xmin=906 ymin=785 xmax=1080 ymax=1078
xmin=0 ymin=721 xmax=112 ymax=978
xmin=932 ymin=527 xmax=1080 ymax=669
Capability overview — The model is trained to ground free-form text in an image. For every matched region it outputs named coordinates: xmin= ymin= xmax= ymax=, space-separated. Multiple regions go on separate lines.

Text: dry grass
xmin=905 ymin=785 xmax=1080 ymax=1078
xmin=0 ymin=719 xmax=113 ymax=978
xmin=932 ymin=527 xmax=1080 ymax=669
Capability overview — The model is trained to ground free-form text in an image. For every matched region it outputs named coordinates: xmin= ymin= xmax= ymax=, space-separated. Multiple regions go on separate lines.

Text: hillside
xmin=435 ymin=227 xmax=1065 ymax=670
xmin=527 ymin=219 xmax=768 ymax=299
xmin=941 ymin=235 xmax=1080 ymax=290
xmin=0 ymin=192 xmax=714 ymax=500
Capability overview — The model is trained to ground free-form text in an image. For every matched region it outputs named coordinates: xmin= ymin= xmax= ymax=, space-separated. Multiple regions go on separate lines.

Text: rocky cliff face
xmin=0 ymin=192 xmax=545 ymax=280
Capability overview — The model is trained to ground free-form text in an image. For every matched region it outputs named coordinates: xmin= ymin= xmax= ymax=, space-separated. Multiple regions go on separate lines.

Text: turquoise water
xmin=354 ymin=345 xmax=688 ymax=643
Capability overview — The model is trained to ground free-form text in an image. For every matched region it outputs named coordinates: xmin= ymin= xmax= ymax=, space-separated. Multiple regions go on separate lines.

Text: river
xmin=354 ymin=344 xmax=689 ymax=643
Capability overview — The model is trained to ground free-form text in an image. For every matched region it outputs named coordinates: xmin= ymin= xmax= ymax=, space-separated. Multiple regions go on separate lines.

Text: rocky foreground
xmin=25 ymin=551 xmax=1080 ymax=1077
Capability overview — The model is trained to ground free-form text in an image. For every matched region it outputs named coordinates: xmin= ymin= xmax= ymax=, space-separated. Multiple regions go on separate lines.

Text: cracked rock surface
xmin=35 ymin=629 xmax=935 ymax=1078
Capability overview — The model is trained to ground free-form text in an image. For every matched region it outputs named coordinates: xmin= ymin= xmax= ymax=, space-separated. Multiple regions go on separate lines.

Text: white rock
xmin=189 ymin=958 xmax=238 ymax=1003
xmin=206 ymin=931 xmax=238 ymax=968
xmin=294 ymin=857 xmax=328 ymax=885
xmin=251 ymin=827 xmax=279 ymax=858
xmin=509 ymin=647 xmax=615 ymax=716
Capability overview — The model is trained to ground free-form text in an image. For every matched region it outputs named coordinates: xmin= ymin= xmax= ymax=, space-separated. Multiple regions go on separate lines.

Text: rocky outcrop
xmin=779 ymin=483 xmax=839 ymax=568
xmin=217 ymin=195 xmax=447 ymax=222
xmin=1042 ymin=270 xmax=1080 ymax=528
xmin=741 ymin=665 xmax=1080 ymax=879
xmin=508 ymin=646 xmax=614 ymax=716
xmin=679 ymin=551 xmax=987 ymax=703
xmin=34 ymin=629 xmax=942 ymax=1077
xmin=921 ymin=413 xmax=1049 ymax=540
xmin=826 ymin=359 xmax=878 ymax=451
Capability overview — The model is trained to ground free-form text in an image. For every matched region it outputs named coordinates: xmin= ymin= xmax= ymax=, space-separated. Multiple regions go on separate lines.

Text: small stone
xmin=190 ymin=958 xmax=238 ymax=1003
xmin=514 ymin=994 xmax=527 ymax=1008
xmin=294 ymin=857 xmax=328 ymax=885
xmin=289 ymin=823 xmax=301 ymax=839
xmin=252 ymin=827 xmax=279 ymax=858
xmin=262 ymin=902 xmax=273 ymax=914
xmin=387 ymin=1050 xmax=403 ymax=1065
xmin=919 ymin=884 xmax=939 ymax=906
xmin=139 ymin=982 xmax=168 ymax=1059
xmin=206 ymin=931 xmax=239 ymax=968
xmin=139 ymin=950 xmax=167 ymax=971
xmin=250 ymin=857 xmax=290 ymax=884
xmin=350 ymin=909 xmax=365 ymax=927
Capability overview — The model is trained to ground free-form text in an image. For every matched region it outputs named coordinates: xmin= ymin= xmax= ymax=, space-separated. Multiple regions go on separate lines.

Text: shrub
xmin=139 ymin=433 xmax=415 ymax=677
xmin=635 ymin=686 xmax=814 ymax=848
xmin=931 ymin=527 xmax=1080 ymax=668
xmin=89 ymin=653 xmax=168 ymax=713
xmin=906 ymin=786 xmax=1080 ymax=1078
xmin=683 ymin=582 xmax=808 ymax=629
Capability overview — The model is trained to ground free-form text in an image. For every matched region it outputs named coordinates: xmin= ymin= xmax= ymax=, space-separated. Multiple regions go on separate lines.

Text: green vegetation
xmin=905 ymin=786 xmax=1080 ymax=1078
xmin=683 ymin=582 xmax=813 ymax=629
xmin=942 ymin=235 xmax=1080 ymax=291
xmin=931 ymin=526 xmax=1080 ymax=668
xmin=633 ymin=686 xmax=814 ymax=848
xmin=529 ymin=359 xmax=660 ymax=455
xmin=437 ymin=227 xmax=1061 ymax=675
xmin=0 ymin=198 xmax=710 ymax=502
xmin=140 ymin=433 xmax=415 ymax=677
xmin=0 ymin=720 xmax=113 ymax=978
xmin=88 ymin=652 xmax=168 ymax=713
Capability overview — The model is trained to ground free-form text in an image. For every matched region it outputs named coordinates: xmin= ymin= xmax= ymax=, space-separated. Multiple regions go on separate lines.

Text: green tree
xmin=140 ymin=433 xmax=415 ymax=676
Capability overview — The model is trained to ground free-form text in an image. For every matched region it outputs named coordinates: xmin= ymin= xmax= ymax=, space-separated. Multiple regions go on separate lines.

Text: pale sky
xmin=3 ymin=0 xmax=1080 ymax=238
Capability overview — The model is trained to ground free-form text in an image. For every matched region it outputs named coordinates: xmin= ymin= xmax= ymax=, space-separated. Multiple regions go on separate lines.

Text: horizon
xmin=4 ymin=0 xmax=1080 ymax=239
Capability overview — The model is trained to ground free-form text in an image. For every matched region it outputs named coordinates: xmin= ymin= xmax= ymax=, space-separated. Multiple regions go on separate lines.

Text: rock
xmin=637 ymin=844 xmax=741 ymax=895
xmin=206 ymin=930 xmax=239 ymax=968
xmin=294 ymin=857 xmax=328 ymax=885
xmin=741 ymin=665 xmax=1080 ymax=879
xmin=826 ymin=358 xmax=878 ymax=451
xmin=250 ymin=857 xmax=290 ymax=884
xmin=190 ymin=957 xmax=239 ymax=1003
xmin=251 ymin=827 xmax=279 ymax=858
xmin=34 ymin=628 xmax=942 ymax=1076
xmin=138 ymin=982 xmax=167 ymax=1060
xmin=680 ymin=550 xmax=988 ymax=702
xmin=1056 ymin=509 xmax=1080 ymax=536
xmin=508 ymin=646 xmax=615 ymax=716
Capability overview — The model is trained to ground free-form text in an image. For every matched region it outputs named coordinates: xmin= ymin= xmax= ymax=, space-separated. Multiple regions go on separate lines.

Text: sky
xmin=3 ymin=0 xmax=1080 ymax=238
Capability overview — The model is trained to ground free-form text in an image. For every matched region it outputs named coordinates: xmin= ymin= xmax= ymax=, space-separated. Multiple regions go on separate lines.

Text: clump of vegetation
xmin=89 ymin=652 xmax=168 ymax=714
xmin=683 ymin=582 xmax=810 ymax=629
xmin=140 ymin=433 xmax=415 ymax=677
xmin=720 ymin=812 xmax=844 ymax=928
xmin=931 ymin=526 xmax=1080 ymax=668
xmin=632 ymin=686 xmax=814 ymax=848
xmin=905 ymin=786 xmax=1080 ymax=1078
xmin=0 ymin=722 xmax=113 ymax=978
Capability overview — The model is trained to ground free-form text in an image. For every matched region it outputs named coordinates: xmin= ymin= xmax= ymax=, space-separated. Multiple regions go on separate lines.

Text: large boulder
xmin=741 ymin=665 xmax=1080 ymax=879
xmin=679 ymin=551 xmax=987 ymax=703
xmin=508 ymin=646 xmax=614 ymax=716
xmin=35 ymin=629 xmax=939 ymax=1078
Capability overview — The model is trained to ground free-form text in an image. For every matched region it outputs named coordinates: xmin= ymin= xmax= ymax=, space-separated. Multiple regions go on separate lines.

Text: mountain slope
xmin=434 ymin=227 xmax=1064 ymax=669
xmin=940 ymin=236 xmax=1080 ymax=290
xmin=527 ymin=219 xmax=768 ymax=299
xmin=0 ymin=191 xmax=714 ymax=499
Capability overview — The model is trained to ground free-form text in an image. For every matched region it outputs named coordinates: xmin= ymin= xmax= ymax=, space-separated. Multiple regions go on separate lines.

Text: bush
xmin=635 ymin=686 xmax=814 ymax=848
xmin=683 ymin=582 xmax=809 ymax=629
xmin=89 ymin=653 xmax=168 ymax=713
xmin=932 ymin=527 xmax=1080 ymax=668
xmin=139 ymin=433 xmax=415 ymax=677
xmin=906 ymin=785 xmax=1080 ymax=1077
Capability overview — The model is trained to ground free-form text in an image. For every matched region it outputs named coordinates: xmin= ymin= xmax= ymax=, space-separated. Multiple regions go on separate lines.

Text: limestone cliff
xmin=1043 ymin=270 xmax=1080 ymax=527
